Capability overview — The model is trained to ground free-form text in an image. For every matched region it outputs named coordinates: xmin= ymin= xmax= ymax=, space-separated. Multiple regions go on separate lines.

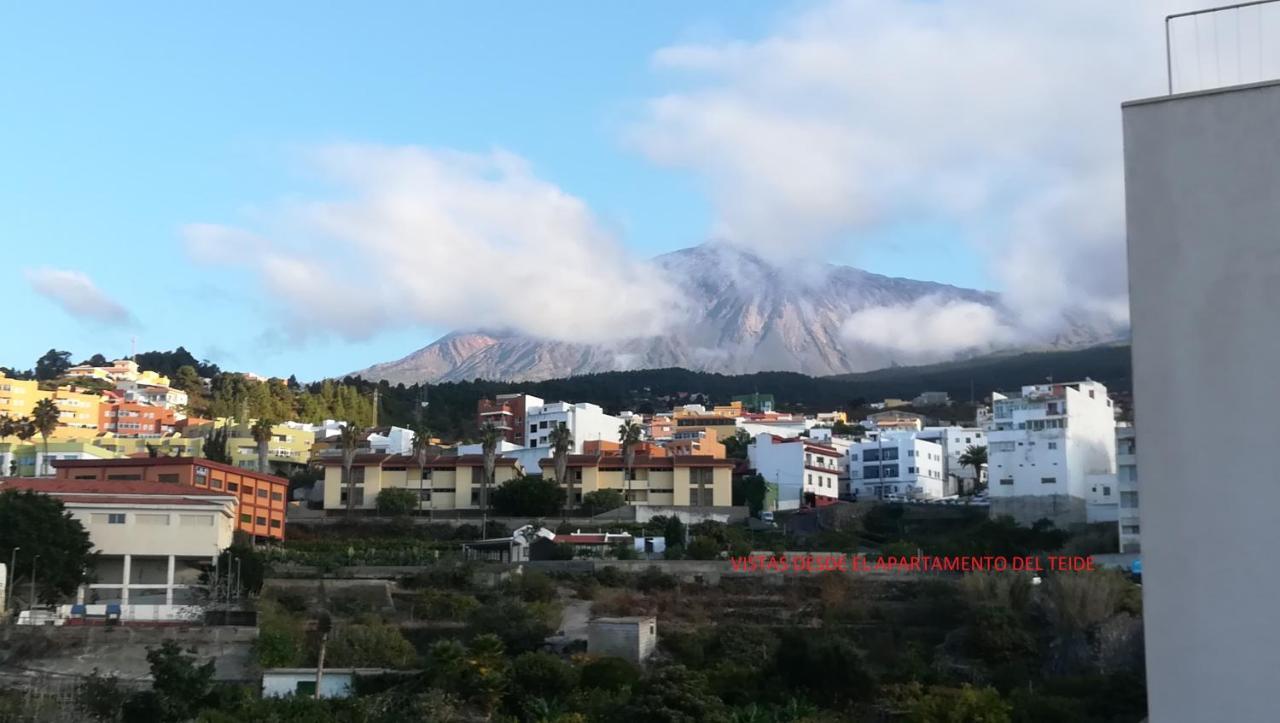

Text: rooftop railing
xmin=1167 ymin=0 xmax=1280 ymax=93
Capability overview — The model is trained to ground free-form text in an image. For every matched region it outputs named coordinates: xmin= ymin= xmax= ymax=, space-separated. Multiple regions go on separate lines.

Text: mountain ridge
xmin=353 ymin=242 xmax=1124 ymax=384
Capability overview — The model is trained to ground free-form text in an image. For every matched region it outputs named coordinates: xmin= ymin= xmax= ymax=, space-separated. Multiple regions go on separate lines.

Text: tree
xmin=203 ymin=422 xmax=231 ymax=464
xmin=491 ymin=475 xmax=563 ymax=517
xmin=958 ymin=445 xmax=988 ymax=495
xmin=326 ymin=618 xmax=418 ymax=669
xmin=620 ymin=665 xmax=728 ymax=723
xmin=81 ymin=353 xmax=109 ymax=367
xmin=508 ymin=652 xmax=579 ymax=715
xmin=137 ymin=640 xmax=216 ymax=722
xmin=663 ymin=515 xmax=686 ymax=548
xmin=0 ymin=489 xmax=93 ymax=602
xmin=723 ymin=428 xmax=751 ymax=460
xmin=249 ymin=417 xmax=275 ymax=474
xmin=76 ymin=669 xmax=129 ymax=722
xmin=468 ymin=600 xmax=555 ymax=654
xmin=581 ymin=489 xmax=625 ymax=516
xmin=831 ymin=419 xmax=856 ymax=436
xmin=30 ymin=398 xmax=60 ymax=476
xmin=34 ymin=349 xmax=72 ymax=381
xmin=411 ymin=423 xmax=433 ymax=514
xmin=618 ymin=421 xmax=642 ymax=509
xmin=377 ymin=487 xmax=419 ymax=516
xmin=548 ymin=422 xmax=573 ymax=517
xmin=479 ymin=422 xmax=500 ymax=536
xmin=733 ymin=473 xmax=768 ymax=516
xmin=338 ymin=421 xmax=364 ymax=516
xmin=215 ymin=543 xmax=266 ymax=596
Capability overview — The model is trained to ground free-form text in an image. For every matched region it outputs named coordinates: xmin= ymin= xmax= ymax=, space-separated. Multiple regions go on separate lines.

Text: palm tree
xmin=958 ymin=445 xmax=989 ymax=496
xmin=478 ymin=422 xmax=500 ymax=538
xmin=410 ymin=424 xmax=432 ymax=516
xmin=249 ymin=417 xmax=276 ymax=474
xmin=618 ymin=421 xmax=642 ymax=514
xmin=338 ymin=421 xmax=364 ymax=516
xmin=548 ymin=422 xmax=573 ymax=518
xmin=0 ymin=415 xmax=15 ymax=440
xmin=31 ymin=399 xmax=60 ymax=476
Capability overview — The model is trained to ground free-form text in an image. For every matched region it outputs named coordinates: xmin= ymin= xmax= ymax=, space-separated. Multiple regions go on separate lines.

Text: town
xmin=0 ymin=350 xmax=1145 ymax=721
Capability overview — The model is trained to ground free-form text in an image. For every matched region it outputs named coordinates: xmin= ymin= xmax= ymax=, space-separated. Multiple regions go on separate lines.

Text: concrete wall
xmin=588 ymin=618 xmax=656 ymax=664
xmin=1123 ymin=79 xmax=1280 ymax=723
xmin=988 ymin=495 xmax=1085 ymax=528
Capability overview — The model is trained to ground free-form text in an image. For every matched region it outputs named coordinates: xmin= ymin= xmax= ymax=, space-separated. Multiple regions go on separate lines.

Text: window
xmin=107 ymin=474 xmax=142 ymax=481
xmin=295 ymin=681 xmax=317 ymax=696
xmin=863 ymin=465 xmax=881 ymax=479
xmin=195 ymin=466 xmax=209 ymax=485
xmin=270 ymin=519 xmax=281 ymax=528
xmin=1121 ymin=491 xmax=1139 ymax=508
xmin=1000 ymin=478 xmax=1014 ymax=486
xmin=158 ymin=473 xmax=180 ymax=484
xmin=92 ymin=513 xmax=127 ymax=524
xmin=74 ymin=474 xmax=96 ymax=480
xmin=1041 ymin=477 xmax=1056 ymax=485
xmin=882 ymin=448 xmax=899 ymax=461
xmin=257 ymin=489 xmax=268 ymax=499
xmin=419 ymin=489 xmax=432 ymax=501
xmin=240 ymin=514 xmax=251 ymax=523
xmin=1102 ymin=486 xmax=1111 ymax=496
xmin=907 ymin=466 xmax=915 ymax=474
xmin=539 ymin=420 xmax=548 ymax=429
xmin=1047 ymin=442 xmax=1058 ymax=450
xmin=530 ymin=424 xmax=537 ymax=435
xmin=228 ymin=483 xmax=239 ymax=492
xmin=882 ymin=464 xmax=899 ymax=478
xmin=863 ymin=449 xmax=881 ymax=462
xmin=1122 ymin=524 xmax=1140 ymax=534
xmin=256 ymin=516 xmax=267 ymax=525
xmin=270 ymin=491 xmax=283 ymax=501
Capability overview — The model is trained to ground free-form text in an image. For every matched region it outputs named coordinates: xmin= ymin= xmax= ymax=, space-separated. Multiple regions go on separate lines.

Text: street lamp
xmin=6 ymin=547 xmax=18 ymax=613
xmin=29 ymin=554 xmax=39 ymax=612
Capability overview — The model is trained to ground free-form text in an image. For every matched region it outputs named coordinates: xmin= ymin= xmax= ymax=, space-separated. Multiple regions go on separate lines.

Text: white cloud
xmin=842 ymin=295 xmax=1019 ymax=363
xmin=633 ymin=0 xmax=1185 ymax=343
xmin=24 ymin=268 xmax=135 ymax=326
xmin=184 ymin=144 xmax=686 ymax=344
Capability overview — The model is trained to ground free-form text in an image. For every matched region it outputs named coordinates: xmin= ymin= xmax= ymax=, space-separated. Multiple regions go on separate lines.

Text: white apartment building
xmin=525 ymin=402 xmax=623 ymax=453
xmin=1115 ymin=425 xmax=1139 ymax=552
xmin=847 ymin=434 xmax=945 ymax=500
xmin=916 ymin=426 xmax=987 ymax=495
xmin=747 ymin=433 xmax=842 ymax=510
xmin=0 ymin=478 xmax=236 ymax=622
xmin=986 ymin=380 xmax=1115 ymax=527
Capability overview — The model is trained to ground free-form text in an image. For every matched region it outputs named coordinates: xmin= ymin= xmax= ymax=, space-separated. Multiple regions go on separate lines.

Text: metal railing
xmin=1167 ymin=0 xmax=1280 ymax=93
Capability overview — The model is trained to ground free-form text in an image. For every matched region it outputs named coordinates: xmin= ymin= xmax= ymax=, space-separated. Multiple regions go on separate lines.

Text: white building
xmin=1115 ymin=426 xmax=1138 ymax=552
xmin=986 ymin=380 xmax=1115 ymax=526
xmin=117 ymin=380 xmax=189 ymax=410
xmin=1122 ymin=71 xmax=1280 ymax=723
xmin=736 ymin=419 xmax=810 ymax=440
xmin=588 ymin=616 xmax=657 ymax=665
xmin=847 ymin=434 xmax=945 ymax=500
xmin=0 ymin=478 xmax=236 ymax=622
xmin=366 ymin=426 xmax=414 ymax=455
xmin=916 ymin=426 xmax=987 ymax=495
xmin=262 ymin=668 xmax=395 ymax=699
xmin=525 ymin=401 xmax=623 ymax=453
xmin=747 ymin=433 xmax=841 ymax=510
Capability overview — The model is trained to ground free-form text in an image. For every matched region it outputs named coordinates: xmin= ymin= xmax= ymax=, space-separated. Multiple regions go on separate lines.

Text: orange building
xmin=51 ymin=457 xmax=287 ymax=540
xmin=99 ymin=397 xmax=179 ymax=437
xmin=581 ymin=439 xmax=670 ymax=457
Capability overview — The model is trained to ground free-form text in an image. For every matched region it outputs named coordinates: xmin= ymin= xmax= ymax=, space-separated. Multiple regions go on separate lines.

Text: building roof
xmin=538 ymin=454 xmax=734 ymax=470
xmin=317 ymin=453 xmax=521 ymax=468
xmin=50 ymin=456 xmax=289 ymax=483
xmin=556 ymin=533 xmax=632 ymax=545
xmin=591 ymin=616 xmax=656 ymax=624
xmin=0 ymin=478 xmax=238 ymax=508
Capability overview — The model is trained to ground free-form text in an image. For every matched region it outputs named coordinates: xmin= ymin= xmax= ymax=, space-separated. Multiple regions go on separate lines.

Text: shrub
xmin=376 ymin=487 xmax=419 ymax=516
xmin=582 ymin=490 xmax=625 ymax=516
xmin=509 ymin=570 xmax=558 ymax=603
xmin=635 ymin=567 xmax=677 ymax=593
xmin=593 ymin=566 xmax=628 ymax=588
xmin=580 ymin=657 xmax=640 ymax=691
xmin=412 ymin=591 xmax=480 ymax=621
xmin=326 ymin=618 xmax=418 ymax=669
xmin=509 ymin=652 xmax=579 ymax=704
xmin=468 ymin=600 xmax=555 ymax=654
xmin=686 ymin=536 xmax=722 ymax=560
xmin=256 ymin=601 xmax=309 ymax=668
xmin=491 ymin=476 xmax=564 ymax=517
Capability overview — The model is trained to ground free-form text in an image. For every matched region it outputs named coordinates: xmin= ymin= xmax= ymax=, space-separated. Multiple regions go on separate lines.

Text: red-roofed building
xmin=537 ymin=453 xmax=733 ymax=507
xmin=318 ymin=453 xmax=523 ymax=513
xmin=51 ymin=457 xmax=287 ymax=540
xmin=0 ymin=477 xmax=238 ymax=622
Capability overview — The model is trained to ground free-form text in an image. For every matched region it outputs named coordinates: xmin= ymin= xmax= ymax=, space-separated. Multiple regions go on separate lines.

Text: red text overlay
xmin=729 ymin=554 xmax=1095 ymax=573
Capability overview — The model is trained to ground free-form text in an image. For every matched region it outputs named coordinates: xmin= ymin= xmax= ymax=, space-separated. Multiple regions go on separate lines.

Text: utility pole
xmin=28 ymin=555 xmax=39 ymax=611
xmin=314 ymin=632 xmax=328 ymax=699
xmin=371 ymin=387 xmax=380 ymax=428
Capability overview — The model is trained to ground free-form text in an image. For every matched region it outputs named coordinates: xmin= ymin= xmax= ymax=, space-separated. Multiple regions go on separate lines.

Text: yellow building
xmin=671 ymin=412 xmax=740 ymax=442
xmin=0 ymin=372 xmax=40 ymax=418
xmin=320 ymin=453 xmax=522 ymax=512
xmin=538 ymin=454 xmax=733 ymax=507
xmin=0 ymin=439 xmax=118 ymax=477
xmin=95 ymin=434 xmax=205 ymax=458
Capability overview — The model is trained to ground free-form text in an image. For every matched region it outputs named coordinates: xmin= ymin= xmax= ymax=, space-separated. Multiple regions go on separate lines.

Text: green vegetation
xmin=376 ymin=487 xmax=419 ymax=517
xmin=491 ymin=475 xmax=564 ymax=517
xmin=0 ymin=489 xmax=94 ymax=601
xmin=581 ymin=489 xmax=625 ymax=516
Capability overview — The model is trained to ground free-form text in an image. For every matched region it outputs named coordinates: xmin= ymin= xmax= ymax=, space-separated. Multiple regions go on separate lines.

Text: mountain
xmin=353 ymin=242 xmax=1123 ymax=384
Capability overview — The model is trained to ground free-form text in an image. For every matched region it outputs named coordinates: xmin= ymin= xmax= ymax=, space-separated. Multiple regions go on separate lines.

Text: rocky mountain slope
xmin=353 ymin=242 xmax=1121 ymax=384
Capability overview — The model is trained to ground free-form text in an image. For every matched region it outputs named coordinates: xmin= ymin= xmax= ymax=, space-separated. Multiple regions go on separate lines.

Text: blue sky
xmin=2 ymin=1 xmax=1153 ymax=380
